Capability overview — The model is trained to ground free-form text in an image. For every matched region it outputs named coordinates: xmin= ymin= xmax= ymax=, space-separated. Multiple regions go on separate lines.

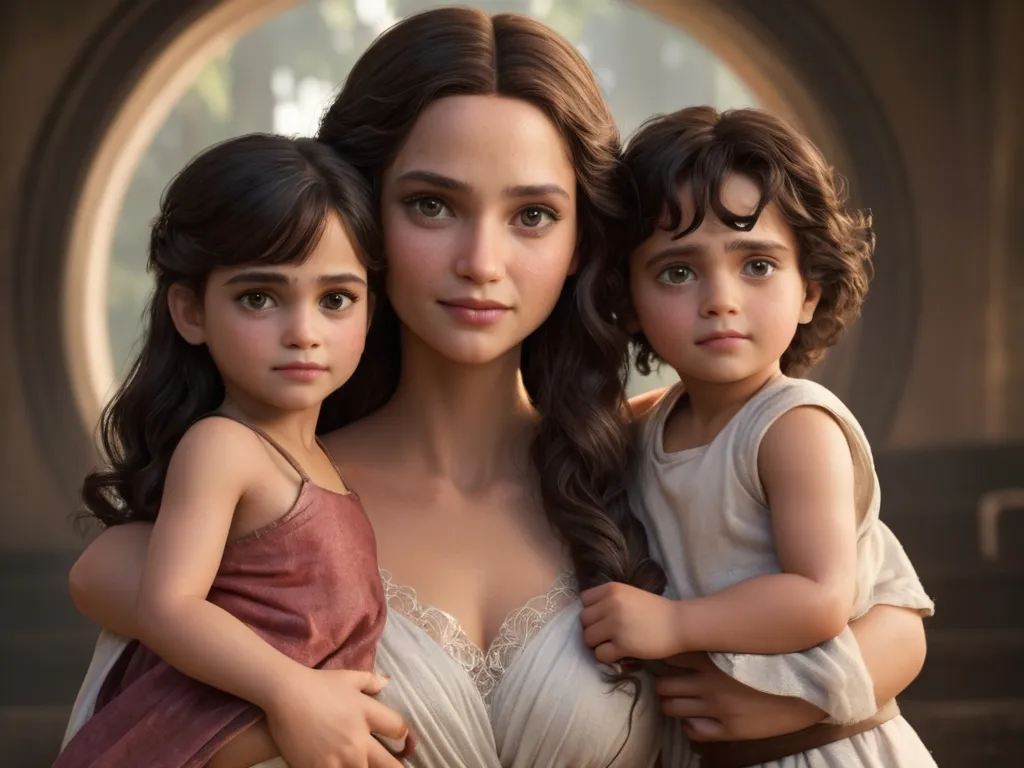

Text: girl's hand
xmin=654 ymin=652 xmax=824 ymax=742
xmin=580 ymin=582 xmax=684 ymax=662
xmin=266 ymin=668 xmax=410 ymax=768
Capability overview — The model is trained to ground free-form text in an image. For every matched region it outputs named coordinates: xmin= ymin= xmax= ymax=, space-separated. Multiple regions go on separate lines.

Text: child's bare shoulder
xmin=759 ymin=404 xmax=852 ymax=477
xmin=168 ymin=417 xmax=267 ymax=484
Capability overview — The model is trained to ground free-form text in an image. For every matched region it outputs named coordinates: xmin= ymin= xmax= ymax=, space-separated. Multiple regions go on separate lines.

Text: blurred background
xmin=0 ymin=0 xmax=1021 ymax=764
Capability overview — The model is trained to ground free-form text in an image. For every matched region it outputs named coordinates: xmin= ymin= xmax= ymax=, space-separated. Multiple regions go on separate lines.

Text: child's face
xmin=628 ymin=173 xmax=820 ymax=386
xmin=378 ymin=95 xmax=578 ymax=366
xmin=188 ymin=213 xmax=370 ymax=416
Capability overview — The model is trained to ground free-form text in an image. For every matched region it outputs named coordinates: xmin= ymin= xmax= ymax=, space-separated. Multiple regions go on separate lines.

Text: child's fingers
xmin=655 ymin=673 xmax=702 ymax=699
xmin=659 ymin=695 xmax=709 ymax=719
xmin=367 ymin=736 xmax=405 ymax=768
xmin=581 ymin=616 xmax=614 ymax=648
xmin=594 ymin=641 xmax=623 ymax=665
xmin=364 ymin=698 xmax=409 ymax=742
xmin=578 ymin=601 xmax=608 ymax=628
xmin=681 ymin=717 xmax=728 ymax=742
xmin=358 ymin=670 xmax=391 ymax=695
xmin=579 ymin=583 xmax=610 ymax=606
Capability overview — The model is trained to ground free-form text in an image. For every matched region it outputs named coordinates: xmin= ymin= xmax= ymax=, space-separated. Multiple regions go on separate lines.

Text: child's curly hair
xmin=620 ymin=106 xmax=874 ymax=376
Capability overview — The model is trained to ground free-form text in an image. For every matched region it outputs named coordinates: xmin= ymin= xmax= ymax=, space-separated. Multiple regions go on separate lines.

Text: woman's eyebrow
xmin=395 ymin=170 xmax=469 ymax=191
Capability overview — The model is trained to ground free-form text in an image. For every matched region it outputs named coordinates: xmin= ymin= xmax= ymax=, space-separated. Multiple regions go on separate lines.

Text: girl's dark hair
xmin=622 ymin=106 xmax=874 ymax=375
xmin=316 ymin=7 xmax=664 ymax=597
xmin=82 ymin=134 xmax=380 ymax=526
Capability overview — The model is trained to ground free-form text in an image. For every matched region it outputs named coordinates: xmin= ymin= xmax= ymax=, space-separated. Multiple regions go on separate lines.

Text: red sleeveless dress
xmin=56 ymin=417 xmax=393 ymax=767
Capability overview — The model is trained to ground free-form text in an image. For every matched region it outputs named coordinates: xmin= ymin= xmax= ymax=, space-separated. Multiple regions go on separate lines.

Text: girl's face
xmin=173 ymin=213 xmax=371 ymax=416
xmin=629 ymin=173 xmax=821 ymax=386
xmin=379 ymin=95 xmax=579 ymax=365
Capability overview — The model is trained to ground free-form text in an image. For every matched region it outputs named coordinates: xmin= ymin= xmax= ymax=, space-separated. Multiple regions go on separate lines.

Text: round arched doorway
xmin=15 ymin=0 xmax=917 ymax=491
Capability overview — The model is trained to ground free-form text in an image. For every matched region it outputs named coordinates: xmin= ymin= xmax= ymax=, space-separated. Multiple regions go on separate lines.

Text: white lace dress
xmin=62 ymin=570 xmax=664 ymax=768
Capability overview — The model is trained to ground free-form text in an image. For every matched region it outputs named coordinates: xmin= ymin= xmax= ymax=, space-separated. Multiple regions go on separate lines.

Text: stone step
xmin=0 ymin=550 xmax=89 ymax=635
xmin=901 ymin=698 xmax=1024 ymax=767
xmin=875 ymin=444 xmax=1024 ymax=505
xmin=918 ymin=565 xmax=1024 ymax=630
xmin=882 ymin=507 xmax=1024 ymax=572
xmin=0 ymin=630 xmax=98 ymax=707
xmin=875 ymin=444 xmax=1024 ymax=571
xmin=0 ymin=705 xmax=68 ymax=768
xmin=0 ymin=573 xmax=93 ymax=635
xmin=908 ymin=629 xmax=1024 ymax=701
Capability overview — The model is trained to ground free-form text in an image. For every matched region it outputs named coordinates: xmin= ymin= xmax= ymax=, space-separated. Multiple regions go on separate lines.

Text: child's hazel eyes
xmin=744 ymin=260 xmax=777 ymax=278
xmin=657 ymin=261 xmax=777 ymax=284
xmin=658 ymin=266 xmax=694 ymax=284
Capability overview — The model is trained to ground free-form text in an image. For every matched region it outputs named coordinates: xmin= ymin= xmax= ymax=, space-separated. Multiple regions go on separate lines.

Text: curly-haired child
xmin=581 ymin=107 xmax=935 ymax=767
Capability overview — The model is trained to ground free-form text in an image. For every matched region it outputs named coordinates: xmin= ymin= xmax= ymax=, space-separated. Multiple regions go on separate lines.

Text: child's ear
xmin=167 ymin=283 xmax=206 ymax=345
xmin=798 ymin=281 xmax=823 ymax=325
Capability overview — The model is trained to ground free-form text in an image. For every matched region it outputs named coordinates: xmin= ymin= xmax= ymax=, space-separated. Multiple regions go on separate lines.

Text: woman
xmin=64 ymin=8 xmax=929 ymax=768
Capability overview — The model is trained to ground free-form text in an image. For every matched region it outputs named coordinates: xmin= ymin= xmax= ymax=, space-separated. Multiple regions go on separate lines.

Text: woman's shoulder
xmin=319 ymin=412 xmax=389 ymax=468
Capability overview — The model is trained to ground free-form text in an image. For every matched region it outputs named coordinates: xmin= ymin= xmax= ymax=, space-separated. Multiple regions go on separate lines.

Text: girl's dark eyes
xmin=320 ymin=292 xmax=354 ymax=311
xmin=239 ymin=292 xmax=274 ymax=310
xmin=237 ymin=292 xmax=356 ymax=311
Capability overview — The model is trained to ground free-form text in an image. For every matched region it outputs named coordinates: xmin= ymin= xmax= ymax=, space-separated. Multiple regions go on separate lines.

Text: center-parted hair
xmin=621 ymin=106 xmax=874 ymax=375
xmin=315 ymin=7 xmax=665 ymax=598
xmin=83 ymin=134 xmax=380 ymax=527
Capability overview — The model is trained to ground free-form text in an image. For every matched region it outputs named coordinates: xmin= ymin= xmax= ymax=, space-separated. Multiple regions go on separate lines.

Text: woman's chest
xmin=376 ymin=610 xmax=663 ymax=768
xmin=349 ymin=467 xmax=569 ymax=651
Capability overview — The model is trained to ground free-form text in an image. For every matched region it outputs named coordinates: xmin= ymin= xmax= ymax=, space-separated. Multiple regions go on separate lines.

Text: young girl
xmin=580 ymin=107 xmax=936 ymax=766
xmin=56 ymin=133 xmax=411 ymax=767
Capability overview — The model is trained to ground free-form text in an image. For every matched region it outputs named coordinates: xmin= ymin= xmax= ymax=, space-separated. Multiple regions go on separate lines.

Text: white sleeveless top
xmin=630 ymin=376 xmax=936 ymax=767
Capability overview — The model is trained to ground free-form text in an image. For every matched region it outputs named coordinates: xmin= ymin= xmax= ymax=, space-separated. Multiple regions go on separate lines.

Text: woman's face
xmin=380 ymin=95 xmax=578 ymax=365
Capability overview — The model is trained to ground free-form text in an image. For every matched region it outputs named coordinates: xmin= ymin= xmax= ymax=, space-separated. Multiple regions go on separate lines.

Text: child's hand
xmin=580 ymin=582 xmax=683 ymax=663
xmin=265 ymin=668 xmax=410 ymax=768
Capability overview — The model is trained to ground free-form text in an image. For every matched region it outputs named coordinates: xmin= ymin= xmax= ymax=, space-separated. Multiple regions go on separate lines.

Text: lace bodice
xmin=379 ymin=569 xmax=578 ymax=702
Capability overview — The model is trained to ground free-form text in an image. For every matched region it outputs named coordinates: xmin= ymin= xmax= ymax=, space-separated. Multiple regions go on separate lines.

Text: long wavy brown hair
xmin=316 ymin=7 xmax=665 ymax=598
xmin=621 ymin=106 xmax=874 ymax=375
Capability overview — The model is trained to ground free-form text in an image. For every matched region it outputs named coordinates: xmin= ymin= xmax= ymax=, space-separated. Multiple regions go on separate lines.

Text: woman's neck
xmin=373 ymin=333 xmax=537 ymax=492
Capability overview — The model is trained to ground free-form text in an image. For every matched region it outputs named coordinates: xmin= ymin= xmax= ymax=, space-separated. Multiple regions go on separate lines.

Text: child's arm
xmin=135 ymin=417 xmax=311 ymax=710
xmin=582 ymin=406 xmax=857 ymax=661
xmin=137 ymin=419 xmax=409 ymax=766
